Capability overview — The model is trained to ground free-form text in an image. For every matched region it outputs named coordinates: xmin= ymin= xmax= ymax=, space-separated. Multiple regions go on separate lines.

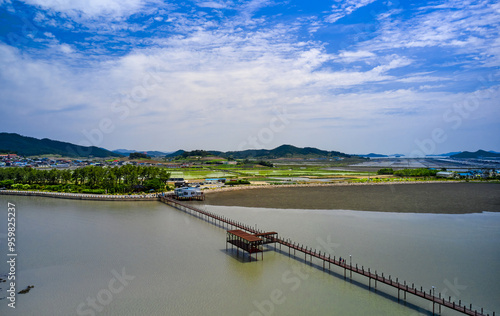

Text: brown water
xmin=0 ymin=195 xmax=499 ymax=316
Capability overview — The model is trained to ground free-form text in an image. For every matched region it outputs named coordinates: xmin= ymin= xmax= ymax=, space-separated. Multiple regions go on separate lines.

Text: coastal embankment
xmin=0 ymin=190 xmax=159 ymax=201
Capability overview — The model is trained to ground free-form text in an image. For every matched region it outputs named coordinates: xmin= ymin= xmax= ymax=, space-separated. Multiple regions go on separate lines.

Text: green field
xmin=167 ymin=170 xmax=238 ymax=180
xmin=236 ymin=169 xmax=371 ymax=177
xmin=166 ymin=165 xmax=375 ymax=181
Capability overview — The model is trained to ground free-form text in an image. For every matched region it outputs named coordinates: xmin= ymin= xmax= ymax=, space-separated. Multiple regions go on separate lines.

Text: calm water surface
xmin=0 ymin=196 xmax=499 ymax=316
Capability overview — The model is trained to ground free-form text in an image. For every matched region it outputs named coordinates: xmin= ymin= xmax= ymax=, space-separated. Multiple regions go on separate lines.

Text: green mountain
xmin=167 ymin=145 xmax=351 ymax=159
xmin=0 ymin=133 xmax=123 ymax=158
xmin=165 ymin=150 xmax=186 ymax=158
xmin=450 ymin=150 xmax=500 ymax=159
xmin=224 ymin=144 xmax=350 ymax=159
xmin=166 ymin=149 xmax=224 ymax=158
xmin=113 ymin=149 xmax=173 ymax=157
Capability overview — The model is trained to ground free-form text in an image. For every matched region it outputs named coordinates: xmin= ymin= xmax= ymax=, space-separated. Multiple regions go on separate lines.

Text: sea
xmin=0 ymin=195 xmax=499 ymax=316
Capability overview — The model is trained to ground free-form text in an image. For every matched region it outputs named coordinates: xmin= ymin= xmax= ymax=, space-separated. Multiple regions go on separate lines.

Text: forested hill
xmin=0 ymin=133 xmax=122 ymax=158
xmin=170 ymin=145 xmax=351 ymax=159
xmin=225 ymin=144 xmax=351 ymax=159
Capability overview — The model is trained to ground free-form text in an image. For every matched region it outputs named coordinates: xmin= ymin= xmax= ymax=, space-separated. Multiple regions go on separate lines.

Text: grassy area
xmin=348 ymin=177 xmax=459 ymax=183
xmin=166 ymin=164 xmax=375 ymax=181
xmin=234 ymin=167 xmax=375 ymax=178
xmin=167 ymin=169 xmax=238 ymax=180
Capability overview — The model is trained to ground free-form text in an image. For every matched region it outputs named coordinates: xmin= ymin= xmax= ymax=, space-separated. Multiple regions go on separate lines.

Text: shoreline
xmin=2 ymin=181 xmax=499 ymax=215
xmin=0 ymin=180 xmax=466 ymax=200
xmin=204 ymin=182 xmax=500 ymax=214
xmin=202 ymin=180 xmax=470 ymax=194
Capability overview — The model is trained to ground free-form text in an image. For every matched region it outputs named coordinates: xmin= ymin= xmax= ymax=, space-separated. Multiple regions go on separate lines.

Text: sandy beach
xmin=204 ymin=182 xmax=500 ymax=214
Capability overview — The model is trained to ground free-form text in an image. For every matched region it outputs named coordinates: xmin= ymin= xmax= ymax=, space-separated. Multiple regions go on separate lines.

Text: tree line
xmin=377 ymin=168 xmax=438 ymax=177
xmin=0 ymin=165 xmax=171 ymax=194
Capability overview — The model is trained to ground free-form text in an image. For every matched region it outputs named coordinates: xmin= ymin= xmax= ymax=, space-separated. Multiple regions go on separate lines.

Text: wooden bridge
xmin=159 ymin=195 xmax=495 ymax=316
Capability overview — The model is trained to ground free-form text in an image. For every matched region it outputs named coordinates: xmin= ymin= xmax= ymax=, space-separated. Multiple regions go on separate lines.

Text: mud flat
xmin=205 ymin=182 xmax=500 ymax=214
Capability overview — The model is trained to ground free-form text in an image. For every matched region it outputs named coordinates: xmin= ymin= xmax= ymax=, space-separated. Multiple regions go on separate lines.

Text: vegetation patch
xmin=225 ymin=179 xmax=251 ymax=185
xmin=377 ymin=168 xmax=394 ymax=175
xmin=393 ymin=168 xmax=438 ymax=177
xmin=0 ymin=165 xmax=170 ymax=194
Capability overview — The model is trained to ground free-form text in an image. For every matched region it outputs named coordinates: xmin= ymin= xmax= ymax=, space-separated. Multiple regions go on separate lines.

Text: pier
xmin=159 ymin=195 xmax=494 ymax=316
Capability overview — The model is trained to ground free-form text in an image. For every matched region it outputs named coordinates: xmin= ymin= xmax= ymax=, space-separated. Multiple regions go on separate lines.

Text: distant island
xmin=450 ymin=150 xmax=500 ymax=159
xmin=356 ymin=153 xmax=389 ymax=158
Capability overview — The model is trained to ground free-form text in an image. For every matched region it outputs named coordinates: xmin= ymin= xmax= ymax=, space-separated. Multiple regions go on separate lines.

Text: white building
xmin=174 ymin=187 xmax=204 ymax=200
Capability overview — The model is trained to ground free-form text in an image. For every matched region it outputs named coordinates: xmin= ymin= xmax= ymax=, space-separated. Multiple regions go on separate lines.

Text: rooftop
xmin=227 ymin=230 xmax=262 ymax=242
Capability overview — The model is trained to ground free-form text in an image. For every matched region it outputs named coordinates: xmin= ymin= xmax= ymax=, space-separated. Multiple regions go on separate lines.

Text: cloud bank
xmin=0 ymin=0 xmax=499 ymax=154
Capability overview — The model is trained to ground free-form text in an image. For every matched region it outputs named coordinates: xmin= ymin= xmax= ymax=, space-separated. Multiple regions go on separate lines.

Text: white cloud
xmin=0 ymin=18 xmax=420 ymax=152
xmin=337 ymin=50 xmax=376 ymax=63
xmin=195 ymin=1 xmax=230 ymax=9
xmin=418 ymin=84 xmax=446 ymax=90
xmin=481 ymin=37 xmax=500 ymax=68
xmin=325 ymin=0 xmax=377 ymax=23
xmin=0 ymin=44 xmax=105 ymax=137
xmin=20 ymin=0 xmax=149 ymax=19
xmin=59 ymin=43 xmax=73 ymax=54
xmin=241 ymin=0 xmax=271 ymax=13
xmin=397 ymin=75 xmax=447 ymax=83
xmin=363 ymin=0 xmax=500 ymax=67
xmin=237 ymin=0 xmax=273 ymax=24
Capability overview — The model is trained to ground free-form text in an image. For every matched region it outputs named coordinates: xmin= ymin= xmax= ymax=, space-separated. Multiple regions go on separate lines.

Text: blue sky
xmin=0 ymin=0 xmax=499 ymax=155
